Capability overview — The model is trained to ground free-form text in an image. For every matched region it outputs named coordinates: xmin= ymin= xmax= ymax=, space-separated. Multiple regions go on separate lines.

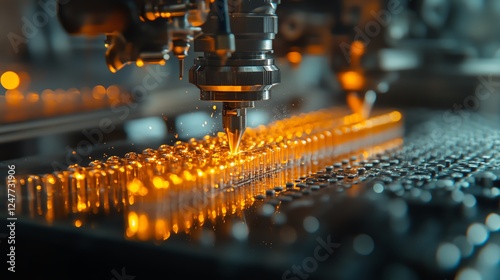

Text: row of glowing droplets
xmin=0 ymin=70 xmax=131 ymax=123
xmin=11 ymin=108 xmax=402 ymax=241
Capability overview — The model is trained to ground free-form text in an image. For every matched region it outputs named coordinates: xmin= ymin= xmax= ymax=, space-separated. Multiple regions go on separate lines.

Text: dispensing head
xmin=189 ymin=0 xmax=281 ymax=154
xmin=58 ymin=0 xmax=210 ymax=75
xmin=57 ymin=0 xmax=280 ymax=154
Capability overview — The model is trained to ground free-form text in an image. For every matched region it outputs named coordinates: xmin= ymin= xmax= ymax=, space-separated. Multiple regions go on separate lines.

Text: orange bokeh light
xmin=286 ymin=51 xmax=302 ymax=65
xmin=1 ymin=71 xmax=20 ymax=90
xmin=339 ymin=70 xmax=365 ymax=91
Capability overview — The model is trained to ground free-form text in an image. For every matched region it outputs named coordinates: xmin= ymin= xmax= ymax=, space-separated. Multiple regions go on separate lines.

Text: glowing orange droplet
xmin=286 ymin=51 xmax=302 ymax=65
xmin=351 ymin=41 xmax=365 ymax=57
xmin=339 ymin=71 xmax=365 ymax=91
xmin=92 ymin=85 xmax=106 ymax=100
xmin=1 ymin=71 xmax=20 ymax=90
xmin=153 ymin=176 xmax=169 ymax=189
xmin=26 ymin=92 xmax=39 ymax=102
xmin=390 ymin=111 xmax=402 ymax=122
xmin=5 ymin=90 xmax=24 ymax=104
xmin=106 ymin=85 xmax=120 ymax=100
xmin=47 ymin=176 xmax=56 ymax=185
xmin=127 ymin=179 xmax=142 ymax=193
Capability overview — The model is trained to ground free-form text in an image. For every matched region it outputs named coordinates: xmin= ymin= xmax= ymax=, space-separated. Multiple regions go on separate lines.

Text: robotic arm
xmin=58 ymin=0 xmax=281 ymax=154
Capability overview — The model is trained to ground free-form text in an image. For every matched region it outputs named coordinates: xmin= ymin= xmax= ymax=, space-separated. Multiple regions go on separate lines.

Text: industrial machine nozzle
xmin=58 ymin=0 xmax=210 ymax=75
xmin=57 ymin=0 xmax=280 ymax=154
xmin=222 ymin=102 xmax=252 ymax=154
xmin=189 ymin=0 xmax=281 ymax=154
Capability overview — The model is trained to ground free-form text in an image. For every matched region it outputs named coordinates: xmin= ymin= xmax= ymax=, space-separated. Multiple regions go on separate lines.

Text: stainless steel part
xmin=189 ymin=0 xmax=281 ymax=154
xmin=58 ymin=0 xmax=211 ymax=74
xmin=143 ymin=0 xmax=210 ymax=79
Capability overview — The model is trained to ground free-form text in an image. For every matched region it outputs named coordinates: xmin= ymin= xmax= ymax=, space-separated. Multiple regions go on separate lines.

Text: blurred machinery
xmin=1 ymin=0 xmax=500 ymax=279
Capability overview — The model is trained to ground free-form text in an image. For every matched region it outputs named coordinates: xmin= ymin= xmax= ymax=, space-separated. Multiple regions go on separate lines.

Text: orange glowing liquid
xmin=10 ymin=108 xmax=403 ymax=241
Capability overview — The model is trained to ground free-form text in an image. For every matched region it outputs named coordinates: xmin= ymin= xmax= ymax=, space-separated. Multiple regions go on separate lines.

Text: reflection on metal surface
xmin=9 ymin=108 xmax=403 ymax=241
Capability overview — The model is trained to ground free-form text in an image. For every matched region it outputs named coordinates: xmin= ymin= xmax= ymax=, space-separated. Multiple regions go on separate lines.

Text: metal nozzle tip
xmin=222 ymin=102 xmax=251 ymax=155
xmin=225 ymin=128 xmax=243 ymax=155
